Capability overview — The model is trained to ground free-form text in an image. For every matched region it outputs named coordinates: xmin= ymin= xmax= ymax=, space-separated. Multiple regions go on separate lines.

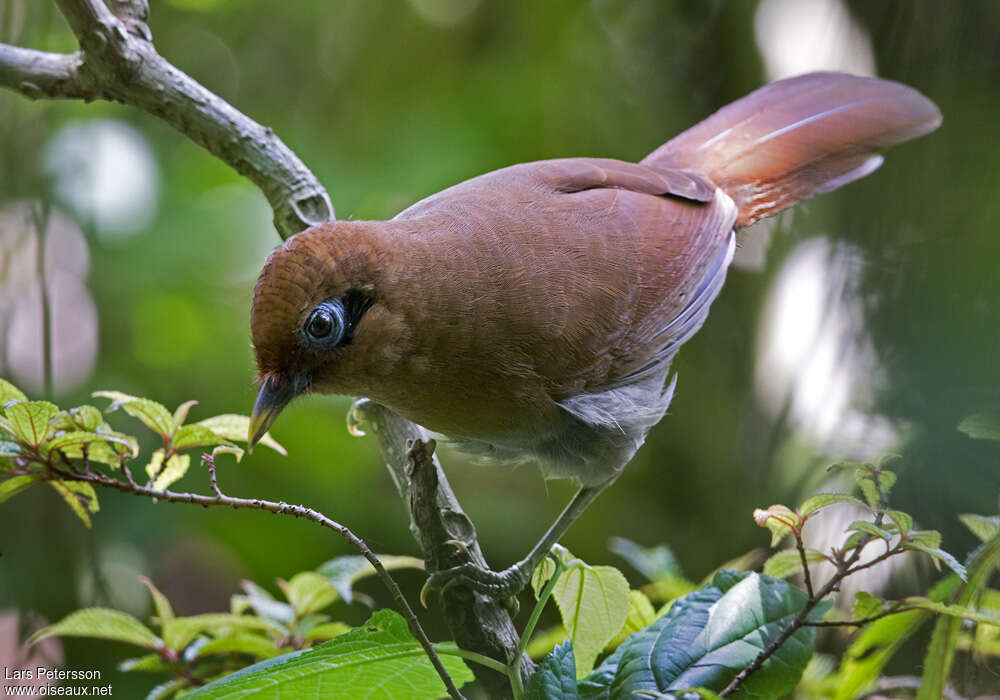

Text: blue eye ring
xmin=303 ymin=299 xmax=347 ymax=346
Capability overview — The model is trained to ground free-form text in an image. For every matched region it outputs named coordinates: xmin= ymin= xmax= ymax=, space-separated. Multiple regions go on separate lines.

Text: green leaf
xmin=173 ymin=424 xmax=231 ymax=451
xmin=302 ymin=622 xmax=351 ymax=641
xmin=28 ymin=608 xmax=160 ymax=649
xmin=44 ymin=430 xmax=138 ymax=454
xmin=162 ymin=613 xmax=285 ymax=652
xmin=902 ymin=597 xmax=1000 ymax=627
xmin=528 ymin=641 xmax=579 ymax=700
xmin=846 ymin=521 xmax=892 ymax=541
xmin=139 ymin=577 xmax=175 ymax=626
xmin=185 ymin=609 xmax=472 ymax=699
xmin=607 ymin=537 xmax=683 ymax=582
xmin=763 ymin=548 xmax=829 ymax=579
xmin=196 ymin=414 xmax=287 ymax=455
xmin=70 ymin=405 xmax=103 ymax=432
xmin=94 ymin=391 xmax=176 ymax=438
xmin=580 ymin=571 xmax=827 ymax=698
xmin=608 ymin=590 xmax=657 ymax=650
xmin=317 ymin=555 xmax=424 ymax=604
xmin=958 ymin=412 xmax=1000 ymax=441
xmin=281 ymin=571 xmax=339 ymax=618
xmin=799 ymin=493 xmax=869 ymax=517
xmin=920 ymin=531 xmax=1000 ymax=700
xmin=0 ymin=474 xmax=43 ymax=504
xmin=211 ymin=444 xmax=245 ymax=462
xmin=886 ymin=510 xmax=914 ymax=535
xmin=146 ymin=678 xmax=190 ymax=700
xmin=907 ymin=530 xmax=942 ymax=548
xmin=173 ymin=400 xmax=199 ymax=428
xmin=48 ymin=480 xmax=99 ymax=528
xmin=0 ymin=378 xmax=28 ymax=406
xmin=119 ymin=654 xmax=180 ymax=673
xmin=959 ymin=513 xmax=1000 ymax=543
xmin=753 ymin=504 xmax=801 ymax=546
xmin=145 ymin=449 xmax=191 ymax=491
xmin=852 ymin=591 xmax=885 ymax=621
xmin=531 ymin=549 xmax=631 ymax=678
xmin=195 ymin=633 xmax=281 ymax=660
xmin=232 ymin=581 xmax=295 ymax=623
xmin=4 ymin=401 xmax=58 ymax=446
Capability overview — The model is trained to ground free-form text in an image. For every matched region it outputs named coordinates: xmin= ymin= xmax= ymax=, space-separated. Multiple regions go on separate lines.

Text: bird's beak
xmin=248 ymin=375 xmax=297 ymax=451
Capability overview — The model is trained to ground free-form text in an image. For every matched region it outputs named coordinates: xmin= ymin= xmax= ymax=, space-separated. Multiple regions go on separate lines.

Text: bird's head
xmin=247 ymin=221 xmax=405 ymax=449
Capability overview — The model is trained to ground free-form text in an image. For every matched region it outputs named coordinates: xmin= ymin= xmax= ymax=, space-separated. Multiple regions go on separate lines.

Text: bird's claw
xmin=420 ymin=560 xmax=532 ymax=608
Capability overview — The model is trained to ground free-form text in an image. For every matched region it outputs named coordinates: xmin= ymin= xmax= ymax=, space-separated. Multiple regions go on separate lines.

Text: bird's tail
xmin=642 ymin=72 xmax=941 ymax=228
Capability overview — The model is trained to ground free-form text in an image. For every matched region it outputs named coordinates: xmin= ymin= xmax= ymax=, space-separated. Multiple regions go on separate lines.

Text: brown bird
xmin=248 ymin=72 xmax=940 ymax=597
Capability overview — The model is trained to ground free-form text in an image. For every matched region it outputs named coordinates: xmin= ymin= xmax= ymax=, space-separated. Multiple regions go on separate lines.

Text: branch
xmin=5 ymin=2 xmax=525 ymax=694
xmin=1 ymin=0 xmax=332 ymax=237
xmin=55 ymin=457 xmax=466 ymax=700
xmin=359 ymin=402 xmax=532 ymax=698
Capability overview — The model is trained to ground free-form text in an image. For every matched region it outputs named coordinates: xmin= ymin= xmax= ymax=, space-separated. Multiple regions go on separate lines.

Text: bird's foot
xmin=420 ymin=558 xmax=532 ymax=607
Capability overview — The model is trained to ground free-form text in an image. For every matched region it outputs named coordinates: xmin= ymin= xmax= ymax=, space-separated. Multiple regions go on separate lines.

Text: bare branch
xmin=2 ymin=0 xmax=333 ymax=237
xmin=55 ymin=459 xmax=467 ymax=700
xmin=0 ymin=45 xmax=91 ymax=100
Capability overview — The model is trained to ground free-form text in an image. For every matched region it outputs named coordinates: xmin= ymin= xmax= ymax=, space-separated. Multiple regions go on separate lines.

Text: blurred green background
xmin=1 ymin=0 xmax=999 ymax=695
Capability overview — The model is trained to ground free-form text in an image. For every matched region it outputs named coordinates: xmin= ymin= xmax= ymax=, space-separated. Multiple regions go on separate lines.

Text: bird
xmin=247 ymin=72 xmax=941 ymax=598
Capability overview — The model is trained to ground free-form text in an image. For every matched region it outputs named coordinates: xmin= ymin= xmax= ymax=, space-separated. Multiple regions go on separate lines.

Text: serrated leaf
xmin=317 ymin=555 xmax=424 ymax=604
xmin=173 ymin=400 xmax=198 ymax=428
xmin=233 ymin=581 xmax=296 ymax=623
xmin=49 ymin=480 xmax=99 ymax=528
xmin=958 ymin=412 xmax=1000 ymax=441
xmin=753 ymin=504 xmax=801 ymax=546
xmin=580 ymin=571 xmax=827 ymax=698
xmin=901 ymin=541 xmax=967 ymax=580
xmin=886 ymin=510 xmax=914 ymax=535
xmin=94 ymin=391 xmax=175 ymax=437
xmin=185 ymin=609 xmax=472 ymax=700
xmin=174 ymin=424 xmax=231 ymax=451
xmin=607 ymin=537 xmax=683 ymax=582
xmin=528 ymin=641 xmax=579 ymax=700
xmin=0 ymin=378 xmax=27 ymax=406
xmin=959 ymin=513 xmax=1000 ymax=543
xmin=531 ymin=549 xmax=630 ymax=678
xmin=69 ymin=405 xmax=103 ymax=432
xmin=846 ymin=521 xmax=892 ymax=541
xmin=907 ymin=530 xmax=942 ymax=549
xmin=195 ymin=633 xmax=281 ymax=660
xmin=162 ymin=613 xmax=285 ymax=652
xmin=196 ymin=414 xmax=287 ymax=455
xmin=0 ymin=473 xmax=42 ymax=504
xmin=283 ymin=571 xmax=339 ymax=618
xmin=139 ymin=577 xmax=175 ymax=626
xmin=799 ymin=493 xmax=869 ymax=517
xmin=303 ymin=622 xmax=351 ymax=641
xmin=4 ymin=401 xmax=58 ymax=446
xmin=145 ymin=449 xmax=190 ymax=491
xmin=29 ymin=608 xmax=160 ymax=649
xmin=45 ymin=430 xmax=137 ymax=454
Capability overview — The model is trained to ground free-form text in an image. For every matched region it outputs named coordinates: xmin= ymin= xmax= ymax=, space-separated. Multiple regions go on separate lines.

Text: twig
xmin=794 ymin=529 xmax=815 ymax=599
xmin=52 ymin=460 xmax=466 ymax=700
xmin=721 ymin=485 xmax=895 ymax=696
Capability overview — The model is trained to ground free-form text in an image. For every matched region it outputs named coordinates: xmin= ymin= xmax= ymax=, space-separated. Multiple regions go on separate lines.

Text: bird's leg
xmin=421 ymin=484 xmax=607 ymax=603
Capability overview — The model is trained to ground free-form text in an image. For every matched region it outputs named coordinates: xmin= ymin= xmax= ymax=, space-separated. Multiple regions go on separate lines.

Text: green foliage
xmin=316 ymin=554 xmax=424 ymax=604
xmin=185 ymin=610 xmax=473 ymax=699
xmin=531 ymin=547 xmax=631 ymax=678
xmin=527 ymin=642 xmax=578 ymax=700
xmin=0 ymin=379 xmax=284 ymax=525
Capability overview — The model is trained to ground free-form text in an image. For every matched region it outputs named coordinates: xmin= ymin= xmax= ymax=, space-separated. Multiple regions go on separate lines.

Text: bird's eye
xmin=303 ymin=299 xmax=346 ymax=346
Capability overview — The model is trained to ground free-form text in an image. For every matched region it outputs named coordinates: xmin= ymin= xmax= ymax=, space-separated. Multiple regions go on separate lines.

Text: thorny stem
xmin=52 ymin=457 xmax=466 ymax=700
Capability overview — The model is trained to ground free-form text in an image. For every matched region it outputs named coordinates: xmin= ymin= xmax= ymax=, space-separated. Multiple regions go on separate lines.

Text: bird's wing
xmin=394 ymin=157 xmax=737 ymax=403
